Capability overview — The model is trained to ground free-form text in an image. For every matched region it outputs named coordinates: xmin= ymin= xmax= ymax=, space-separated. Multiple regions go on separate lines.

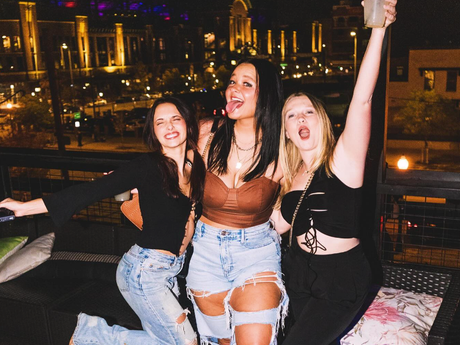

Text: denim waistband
xmin=127 ymin=244 xmax=185 ymax=265
xmin=196 ymin=219 xmax=273 ymax=244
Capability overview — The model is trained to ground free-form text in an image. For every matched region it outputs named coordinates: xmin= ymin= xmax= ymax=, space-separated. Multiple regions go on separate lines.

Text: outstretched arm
xmin=0 ymin=198 xmax=47 ymax=217
xmin=332 ymin=0 xmax=397 ymax=187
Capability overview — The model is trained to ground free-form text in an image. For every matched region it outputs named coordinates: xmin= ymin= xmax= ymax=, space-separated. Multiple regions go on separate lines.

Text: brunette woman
xmin=0 ymin=97 xmax=205 ymax=345
xmin=187 ymin=59 xmax=287 ymax=345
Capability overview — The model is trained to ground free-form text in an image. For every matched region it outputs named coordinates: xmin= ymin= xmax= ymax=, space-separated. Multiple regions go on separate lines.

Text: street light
xmin=397 ymin=155 xmax=409 ymax=170
xmin=350 ymin=31 xmax=357 ymax=84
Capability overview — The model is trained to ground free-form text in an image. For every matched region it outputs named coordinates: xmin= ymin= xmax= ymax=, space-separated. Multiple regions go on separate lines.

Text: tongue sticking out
xmin=226 ymin=100 xmax=243 ymax=113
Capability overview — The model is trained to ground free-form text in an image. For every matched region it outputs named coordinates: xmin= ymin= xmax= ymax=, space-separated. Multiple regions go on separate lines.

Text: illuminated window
xmin=2 ymin=36 xmax=11 ymax=52
xmin=423 ymin=70 xmax=435 ymax=91
xmin=204 ymin=33 xmax=215 ymax=49
xmin=396 ymin=66 xmax=404 ymax=76
xmin=158 ymin=38 xmax=165 ymax=51
xmin=13 ymin=36 xmax=21 ymax=51
xmin=446 ymin=70 xmax=457 ymax=92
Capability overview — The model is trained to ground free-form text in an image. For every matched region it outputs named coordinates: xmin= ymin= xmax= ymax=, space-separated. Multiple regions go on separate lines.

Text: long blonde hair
xmin=275 ymin=92 xmax=336 ymax=209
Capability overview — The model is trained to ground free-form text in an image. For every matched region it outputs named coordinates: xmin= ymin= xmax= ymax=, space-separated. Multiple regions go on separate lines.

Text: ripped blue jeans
xmin=72 ymin=244 xmax=196 ymax=345
xmin=186 ymin=220 xmax=288 ymax=345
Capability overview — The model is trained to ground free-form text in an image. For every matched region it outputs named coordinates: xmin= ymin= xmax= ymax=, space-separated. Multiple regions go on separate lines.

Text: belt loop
xmin=240 ymin=229 xmax=245 ymax=244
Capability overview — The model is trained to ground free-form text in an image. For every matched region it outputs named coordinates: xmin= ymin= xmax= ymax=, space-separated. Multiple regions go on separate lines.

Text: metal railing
xmin=0 ymin=147 xmax=140 ymax=225
xmin=376 ymin=167 xmax=460 ymax=269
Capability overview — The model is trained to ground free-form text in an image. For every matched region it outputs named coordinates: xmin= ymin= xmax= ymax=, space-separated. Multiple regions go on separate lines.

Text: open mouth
xmin=299 ymin=127 xmax=310 ymax=139
xmin=226 ymin=97 xmax=244 ymax=113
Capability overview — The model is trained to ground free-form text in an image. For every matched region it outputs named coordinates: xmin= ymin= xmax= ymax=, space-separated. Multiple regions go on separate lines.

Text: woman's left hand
xmin=361 ymin=0 xmax=397 ymax=28
xmin=383 ymin=0 xmax=397 ymax=27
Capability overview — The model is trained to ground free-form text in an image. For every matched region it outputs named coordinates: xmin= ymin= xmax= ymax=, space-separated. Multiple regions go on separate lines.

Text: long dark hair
xmin=207 ymin=58 xmax=283 ymax=181
xmin=143 ymin=96 xmax=205 ymax=203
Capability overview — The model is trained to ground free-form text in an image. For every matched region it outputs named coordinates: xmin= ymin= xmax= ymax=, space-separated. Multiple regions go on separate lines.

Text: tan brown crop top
xmin=202 ymin=171 xmax=279 ymax=228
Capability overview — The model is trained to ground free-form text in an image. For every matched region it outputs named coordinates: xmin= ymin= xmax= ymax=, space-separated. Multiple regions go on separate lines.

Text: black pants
xmin=282 ymin=243 xmax=371 ymax=345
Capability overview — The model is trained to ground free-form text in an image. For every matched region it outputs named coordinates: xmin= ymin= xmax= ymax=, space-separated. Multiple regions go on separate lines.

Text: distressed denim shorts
xmin=72 ymin=244 xmax=196 ymax=345
xmin=186 ymin=220 xmax=288 ymax=344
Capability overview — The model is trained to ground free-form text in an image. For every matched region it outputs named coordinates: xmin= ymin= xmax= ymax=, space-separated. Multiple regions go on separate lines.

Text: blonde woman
xmin=271 ymin=1 xmax=397 ymax=344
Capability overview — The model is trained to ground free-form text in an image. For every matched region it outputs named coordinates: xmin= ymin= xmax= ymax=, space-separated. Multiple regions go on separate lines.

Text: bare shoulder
xmin=264 ymin=159 xmax=284 ymax=183
xmin=198 ymin=116 xmax=225 ymax=151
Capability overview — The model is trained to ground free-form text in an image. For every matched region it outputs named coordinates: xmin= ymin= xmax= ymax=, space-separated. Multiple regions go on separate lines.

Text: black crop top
xmin=280 ymin=167 xmax=362 ymax=239
xmin=43 ymin=154 xmax=201 ymax=256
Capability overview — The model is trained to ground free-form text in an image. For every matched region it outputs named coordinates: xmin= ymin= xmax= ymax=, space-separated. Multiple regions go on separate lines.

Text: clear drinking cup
xmin=364 ymin=0 xmax=386 ymax=28
xmin=114 ymin=190 xmax=131 ymax=201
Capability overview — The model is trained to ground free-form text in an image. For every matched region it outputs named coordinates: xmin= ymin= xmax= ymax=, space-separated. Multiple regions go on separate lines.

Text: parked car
xmin=139 ymin=94 xmax=151 ymax=101
xmin=87 ymin=98 xmax=107 ymax=106
xmin=126 ymin=107 xmax=149 ymax=121
xmin=125 ymin=118 xmax=146 ymax=132
xmin=115 ymin=96 xmax=134 ymax=104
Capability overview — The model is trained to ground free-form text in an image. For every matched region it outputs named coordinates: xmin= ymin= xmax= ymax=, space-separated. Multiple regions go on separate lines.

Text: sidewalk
xmin=386 ymin=147 xmax=460 ymax=173
xmin=49 ymin=133 xmax=149 ymax=153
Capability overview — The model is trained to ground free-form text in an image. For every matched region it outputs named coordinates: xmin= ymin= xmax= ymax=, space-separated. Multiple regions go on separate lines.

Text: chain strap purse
xmin=287 ymin=171 xmax=315 ymax=248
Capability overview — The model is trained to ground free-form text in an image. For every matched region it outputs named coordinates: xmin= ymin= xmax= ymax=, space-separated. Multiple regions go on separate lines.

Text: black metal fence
xmin=2 ymin=147 xmax=460 ymax=270
xmin=377 ymin=167 xmax=460 ymax=269
xmin=0 ymin=147 xmax=140 ymax=226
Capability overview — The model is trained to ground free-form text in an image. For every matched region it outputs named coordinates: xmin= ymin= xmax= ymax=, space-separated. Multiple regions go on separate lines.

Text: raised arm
xmin=332 ymin=0 xmax=397 ymax=187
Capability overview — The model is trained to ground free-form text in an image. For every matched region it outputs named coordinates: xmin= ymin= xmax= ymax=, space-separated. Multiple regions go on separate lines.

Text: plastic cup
xmin=364 ymin=0 xmax=386 ymax=28
xmin=114 ymin=190 xmax=131 ymax=201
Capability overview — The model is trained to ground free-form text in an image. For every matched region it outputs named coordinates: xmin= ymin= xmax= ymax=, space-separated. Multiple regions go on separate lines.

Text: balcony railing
xmin=0 ymin=147 xmax=140 ymax=227
xmin=377 ymin=167 xmax=460 ymax=269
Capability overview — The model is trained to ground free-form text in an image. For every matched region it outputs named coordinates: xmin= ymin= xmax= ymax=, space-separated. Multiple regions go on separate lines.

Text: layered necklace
xmin=232 ymin=133 xmax=260 ymax=170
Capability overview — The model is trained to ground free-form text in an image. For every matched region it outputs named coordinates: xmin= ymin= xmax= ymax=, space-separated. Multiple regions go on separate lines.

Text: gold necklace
xmin=233 ymin=136 xmax=256 ymax=170
xmin=301 ymin=162 xmax=311 ymax=176
xmin=234 ymin=143 xmax=250 ymax=170
xmin=232 ymin=133 xmax=260 ymax=152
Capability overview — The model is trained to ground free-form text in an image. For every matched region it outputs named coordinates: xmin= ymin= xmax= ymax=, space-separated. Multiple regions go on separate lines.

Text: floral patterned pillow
xmin=340 ymin=287 xmax=443 ymax=345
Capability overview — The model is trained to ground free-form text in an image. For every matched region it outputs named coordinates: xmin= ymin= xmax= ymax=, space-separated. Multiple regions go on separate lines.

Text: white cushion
xmin=0 ymin=236 xmax=28 ymax=265
xmin=340 ymin=287 xmax=443 ymax=345
xmin=0 ymin=232 xmax=55 ymax=283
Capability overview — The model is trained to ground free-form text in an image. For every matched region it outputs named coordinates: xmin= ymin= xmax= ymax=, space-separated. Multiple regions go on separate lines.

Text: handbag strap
xmin=201 ymin=116 xmax=220 ymax=159
xmin=288 ymin=171 xmax=315 ymax=247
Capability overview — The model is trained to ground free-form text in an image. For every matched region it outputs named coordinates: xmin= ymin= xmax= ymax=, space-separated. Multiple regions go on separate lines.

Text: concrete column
xmin=238 ymin=17 xmax=244 ymax=46
xmin=114 ymin=23 xmax=124 ymax=66
xmin=252 ymin=29 xmax=257 ymax=48
xmin=229 ymin=16 xmax=235 ymax=51
xmin=245 ymin=17 xmax=251 ymax=45
xmin=318 ymin=23 xmax=322 ymax=53
xmin=19 ymin=2 xmax=41 ymax=73
xmin=267 ymin=30 xmax=272 ymax=55
xmin=106 ymin=37 xmax=112 ymax=66
xmin=292 ymin=31 xmax=297 ymax=54
xmin=280 ymin=30 xmax=285 ymax=61
xmin=312 ymin=22 xmax=317 ymax=53
xmin=126 ymin=36 xmax=132 ymax=64
xmin=145 ymin=24 xmax=154 ymax=65
xmin=76 ymin=16 xmax=90 ymax=69
xmin=93 ymin=36 xmax=99 ymax=67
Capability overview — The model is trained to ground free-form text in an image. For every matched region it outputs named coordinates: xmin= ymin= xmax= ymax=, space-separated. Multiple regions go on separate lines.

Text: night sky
xmin=274 ymin=0 xmax=460 ymax=57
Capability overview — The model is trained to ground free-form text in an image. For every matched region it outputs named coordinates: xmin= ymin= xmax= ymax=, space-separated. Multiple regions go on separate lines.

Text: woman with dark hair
xmin=0 ymin=97 xmax=205 ymax=345
xmin=187 ymin=58 xmax=287 ymax=345
xmin=270 ymin=2 xmax=397 ymax=344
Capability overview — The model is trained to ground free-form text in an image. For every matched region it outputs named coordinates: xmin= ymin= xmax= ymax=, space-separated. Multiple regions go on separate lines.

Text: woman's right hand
xmin=0 ymin=198 xmax=47 ymax=217
xmin=0 ymin=198 xmax=25 ymax=216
